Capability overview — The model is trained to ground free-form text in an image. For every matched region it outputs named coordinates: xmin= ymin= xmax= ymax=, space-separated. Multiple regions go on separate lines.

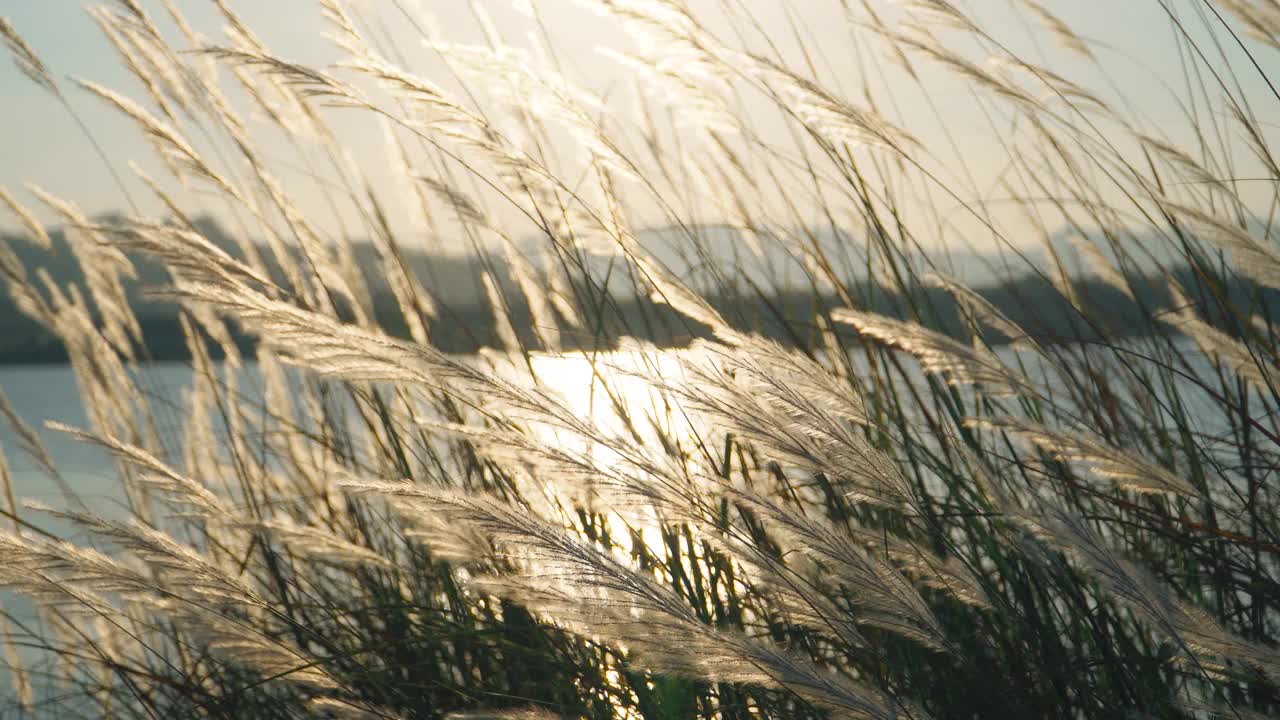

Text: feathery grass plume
xmin=0 ymin=525 xmax=167 ymax=609
xmin=482 ymin=269 xmax=522 ymax=353
xmin=27 ymin=185 xmax=143 ymax=359
xmin=747 ymin=54 xmax=920 ymax=152
xmin=42 ymin=295 xmax=160 ymax=502
xmin=319 ymin=0 xmax=364 ymax=54
xmin=5 ymin=587 xmax=142 ymax=707
xmin=13 ymin=521 xmax=345 ymax=696
xmin=416 ymin=175 xmax=487 ymax=227
xmin=0 ymin=16 xmax=56 ymax=94
xmin=156 ymin=0 xmax=216 ymax=84
xmin=233 ymin=55 xmax=320 ymax=139
xmin=965 ymin=416 xmax=1197 ymax=497
xmin=116 ymin=13 xmax=194 ymax=111
xmin=577 ymin=0 xmax=731 ymax=92
xmin=174 ymin=277 xmax=579 ymax=430
xmin=105 ymin=0 xmax=167 ymax=42
xmin=367 ymin=214 xmax=437 ymax=348
xmin=0 ymin=388 xmax=76 ymax=507
xmin=256 ymin=170 xmax=370 ymax=324
xmin=925 ymin=272 xmax=1039 ymax=350
xmin=0 ymin=613 xmax=32 ymax=714
xmin=46 ymin=421 xmax=227 ymax=514
xmin=185 ymin=294 xmax=247 ymax=372
xmin=714 ymin=335 xmax=870 ymax=426
xmin=448 ymin=338 xmax=952 ymax=648
xmin=76 ymin=79 xmax=241 ymax=200
xmin=89 ymin=6 xmax=182 ymax=126
xmin=878 ymin=541 xmax=991 ymax=610
xmin=893 ymin=0 xmax=979 ymax=32
xmin=597 ymin=46 xmax=740 ymax=135
xmin=163 ymin=601 xmax=341 ymax=690
xmin=129 ymin=160 xmax=197 ymax=229
xmin=1161 ymin=199 xmax=1280 ymax=289
xmin=832 ymin=308 xmax=1038 ymax=397
xmin=231 ymin=516 xmax=393 ymax=570
xmin=409 ymin=175 xmax=555 ymax=348
xmin=229 ymin=195 xmax=320 ymax=309
xmin=1070 ymin=236 xmax=1135 ymax=302
xmin=720 ymin=485 xmax=954 ymax=653
xmin=986 ymin=55 xmax=1112 ymax=114
xmin=215 ymin=0 xmax=331 ymax=141
xmin=1164 ymin=603 xmax=1280 ymax=684
xmin=1138 ymin=134 xmax=1231 ymax=196
xmin=669 ymin=340 xmax=917 ymax=509
xmin=185 ymin=279 xmax=455 ymax=386
xmin=337 ymin=52 xmax=472 ymax=124
xmin=26 ymin=504 xmax=265 ymax=608
xmin=886 ymin=26 xmax=1037 ymax=111
xmin=200 ymin=42 xmax=360 ymax=114
xmin=1016 ymin=0 xmax=1093 ymax=57
xmin=692 ymin=524 xmax=870 ymax=648
xmin=0 ymin=234 xmax=54 ymax=328
xmin=546 ymin=441 xmax=877 ymax=645
xmin=1166 ymin=283 xmax=1278 ymax=394
xmin=0 ymin=439 xmax=15 ymax=535
xmin=427 ymin=40 xmax=636 ymax=179
xmin=0 ymin=186 xmax=51 ymax=249
xmin=335 ymin=50 xmax=611 ymax=254
xmin=89 ymin=218 xmax=275 ymax=290
xmin=186 ymin=280 xmax=449 ymax=384
xmin=1218 ymin=0 xmax=1280 ymax=50
xmin=7 ymin=0 xmax=1280 ymax=715
xmin=380 ymin=118 xmax=437 ymax=237
xmin=612 ymin=226 xmax=738 ymax=342
xmin=492 ymin=231 xmax=563 ymax=353
xmin=542 ymin=252 xmax=584 ymax=332
xmin=421 ymin=407 xmax=692 ymax=525
xmin=1013 ymin=504 xmax=1280 ymax=683
xmin=177 ymin=324 xmax=224 ymax=478
xmin=344 ymin=480 xmax=914 ymax=720
xmin=1228 ymin=100 xmax=1280 ymax=183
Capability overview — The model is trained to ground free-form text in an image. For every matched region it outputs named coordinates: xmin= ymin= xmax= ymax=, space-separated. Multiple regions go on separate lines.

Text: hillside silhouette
xmin=0 ymin=217 xmax=1271 ymax=363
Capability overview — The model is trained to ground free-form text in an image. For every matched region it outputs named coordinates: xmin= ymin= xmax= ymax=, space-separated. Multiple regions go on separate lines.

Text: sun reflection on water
xmin=525 ymin=347 xmax=694 ymax=442
xmin=500 ymin=346 xmax=725 ymax=717
xmin=503 ymin=345 xmax=709 ymax=563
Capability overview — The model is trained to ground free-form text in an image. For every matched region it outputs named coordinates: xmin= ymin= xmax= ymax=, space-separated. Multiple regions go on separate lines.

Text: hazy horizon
xmin=4 ymin=1 xmax=1277 ymax=254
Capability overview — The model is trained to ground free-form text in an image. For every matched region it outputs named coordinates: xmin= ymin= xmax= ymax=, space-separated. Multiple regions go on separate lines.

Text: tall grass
xmin=1 ymin=1 xmax=1279 ymax=717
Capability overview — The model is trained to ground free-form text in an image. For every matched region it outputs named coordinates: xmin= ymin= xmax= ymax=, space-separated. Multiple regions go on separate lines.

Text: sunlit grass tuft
xmin=1 ymin=1 xmax=1279 ymax=718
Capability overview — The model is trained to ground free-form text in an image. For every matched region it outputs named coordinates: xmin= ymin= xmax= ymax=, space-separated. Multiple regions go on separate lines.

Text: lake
xmin=0 ymin=336 xmax=1243 ymax=712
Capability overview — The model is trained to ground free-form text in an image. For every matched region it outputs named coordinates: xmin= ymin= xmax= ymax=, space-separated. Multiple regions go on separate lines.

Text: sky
xmin=1 ymin=1 xmax=1276 ymax=251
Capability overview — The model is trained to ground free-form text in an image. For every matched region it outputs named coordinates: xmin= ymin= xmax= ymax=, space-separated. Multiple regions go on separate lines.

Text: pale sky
xmin=1 ymin=1 xmax=1276 ymax=250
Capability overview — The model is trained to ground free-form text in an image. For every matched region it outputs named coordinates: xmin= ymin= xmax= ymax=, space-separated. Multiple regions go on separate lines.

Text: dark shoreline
xmin=0 ymin=273 xmax=1251 ymax=366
